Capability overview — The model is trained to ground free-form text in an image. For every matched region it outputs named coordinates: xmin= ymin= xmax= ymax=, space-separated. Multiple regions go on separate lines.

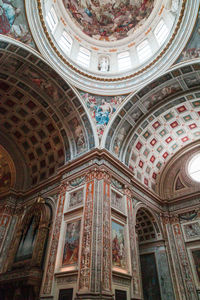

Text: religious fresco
xmin=142 ymin=82 xmax=182 ymax=111
xmin=140 ymin=253 xmax=161 ymax=300
xmin=0 ymin=151 xmax=11 ymax=193
xmin=63 ymin=0 xmax=155 ymax=41
xmin=68 ymin=188 xmax=84 ymax=208
xmin=112 ymin=220 xmax=126 ymax=269
xmin=182 ymin=222 xmax=200 ymax=242
xmin=111 ymin=190 xmax=124 ymax=213
xmin=20 ymin=66 xmax=62 ymax=102
xmin=0 ymin=0 xmax=34 ymax=47
xmin=68 ymin=117 xmax=86 ymax=154
xmin=177 ymin=11 xmax=200 ymax=63
xmin=80 ymin=92 xmax=125 ymax=137
xmin=113 ymin=120 xmax=132 ymax=156
xmin=62 ymin=219 xmax=81 ymax=266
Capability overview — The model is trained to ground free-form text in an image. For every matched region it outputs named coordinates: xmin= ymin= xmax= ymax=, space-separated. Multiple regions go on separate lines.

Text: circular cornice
xmin=26 ymin=0 xmax=199 ymax=94
xmin=37 ymin=0 xmax=185 ymax=81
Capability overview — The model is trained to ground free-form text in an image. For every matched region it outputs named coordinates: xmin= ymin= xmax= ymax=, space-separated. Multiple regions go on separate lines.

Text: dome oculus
xmin=63 ymin=0 xmax=155 ymax=41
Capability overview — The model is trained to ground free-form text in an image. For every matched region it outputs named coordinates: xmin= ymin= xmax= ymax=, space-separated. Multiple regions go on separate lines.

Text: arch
xmin=135 ymin=204 xmax=163 ymax=243
xmin=104 ymin=60 xmax=200 ymax=193
xmin=158 ymin=141 xmax=200 ymax=199
xmin=0 ymin=37 xmax=97 ymax=188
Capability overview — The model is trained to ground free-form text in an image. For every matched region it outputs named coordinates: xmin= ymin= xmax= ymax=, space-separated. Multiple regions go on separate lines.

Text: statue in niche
xmin=166 ymin=0 xmax=180 ymax=13
xmin=15 ymin=216 xmax=38 ymax=261
xmin=98 ymin=56 xmax=110 ymax=72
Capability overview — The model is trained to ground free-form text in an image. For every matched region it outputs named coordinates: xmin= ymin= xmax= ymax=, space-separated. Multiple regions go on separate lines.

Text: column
xmin=126 ymin=190 xmax=142 ymax=300
xmin=76 ymin=170 xmax=113 ymax=300
xmin=163 ymin=214 xmax=197 ymax=300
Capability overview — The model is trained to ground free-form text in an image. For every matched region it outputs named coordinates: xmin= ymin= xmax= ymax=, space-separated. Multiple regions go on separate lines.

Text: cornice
xmin=36 ymin=0 xmax=186 ymax=82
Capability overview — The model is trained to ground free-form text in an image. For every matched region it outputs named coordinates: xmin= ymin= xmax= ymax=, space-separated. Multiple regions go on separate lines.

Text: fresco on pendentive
xmin=177 ymin=11 xmax=200 ymax=63
xmin=80 ymin=91 xmax=125 ymax=137
xmin=0 ymin=0 xmax=34 ymax=47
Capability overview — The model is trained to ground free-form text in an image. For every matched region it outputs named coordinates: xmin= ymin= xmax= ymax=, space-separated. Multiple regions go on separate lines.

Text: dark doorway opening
xmin=115 ymin=289 xmax=127 ymax=300
xmin=58 ymin=288 xmax=73 ymax=300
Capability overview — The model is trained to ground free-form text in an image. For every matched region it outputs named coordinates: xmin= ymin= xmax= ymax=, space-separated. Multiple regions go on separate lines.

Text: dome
xmin=27 ymin=0 xmax=198 ymax=94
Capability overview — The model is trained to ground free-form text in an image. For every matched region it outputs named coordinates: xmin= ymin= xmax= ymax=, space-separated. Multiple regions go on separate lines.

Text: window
xmin=46 ymin=7 xmax=58 ymax=32
xmin=77 ymin=47 xmax=91 ymax=68
xmin=137 ymin=40 xmax=152 ymax=64
xmin=118 ymin=51 xmax=131 ymax=71
xmin=154 ymin=19 xmax=169 ymax=46
xmin=188 ymin=154 xmax=200 ymax=182
xmin=59 ymin=31 xmax=72 ymax=55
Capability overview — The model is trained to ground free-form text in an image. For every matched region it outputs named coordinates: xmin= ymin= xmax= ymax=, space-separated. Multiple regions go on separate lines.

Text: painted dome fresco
xmin=28 ymin=0 xmax=197 ymax=94
xmin=63 ymin=0 xmax=155 ymax=41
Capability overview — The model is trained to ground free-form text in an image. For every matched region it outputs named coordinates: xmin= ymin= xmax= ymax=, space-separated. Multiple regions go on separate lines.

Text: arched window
xmin=77 ymin=47 xmax=91 ymax=68
xmin=137 ymin=40 xmax=152 ymax=64
xmin=46 ymin=7 xmax=58 ymax=32
xmin=118 ymin=51 xmax=131 ymax=71
xmin=154 ymin=19 xmax=169 ymax=46
xmin=188 ymin=154 xmax=200 ymax=182
xmin=59 ymin=31 xmax=72 ymax=55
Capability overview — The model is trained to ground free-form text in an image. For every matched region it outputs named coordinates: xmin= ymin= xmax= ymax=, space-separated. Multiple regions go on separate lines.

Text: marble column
xmin=126 ymin=190 xmax=142 ymax=300
xmin=76 ymin=170 xmax=113 ymax=300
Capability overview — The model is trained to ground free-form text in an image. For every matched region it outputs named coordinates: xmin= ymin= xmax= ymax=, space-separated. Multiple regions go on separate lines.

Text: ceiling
xmin=0 ymin=41 xmax=95 ymax=189
xmin=0 ymin=0 xmax=200 ymax=199
xmin=63 ymin=0 xmax=155 ymax=41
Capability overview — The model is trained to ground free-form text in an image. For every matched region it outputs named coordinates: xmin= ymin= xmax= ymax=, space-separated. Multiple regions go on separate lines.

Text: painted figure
xmin=62 ymin=220 xmax=81 ymax=265
xmin=63 ymin=0 xmax=155 ymax=41
xmin=0 ymin=0 xmax=32 ymax=45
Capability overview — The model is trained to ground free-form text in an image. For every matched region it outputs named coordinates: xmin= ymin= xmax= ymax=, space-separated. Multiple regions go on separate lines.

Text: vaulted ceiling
xmin=0 ymin=0 xmax=200 ymax=199
xmin=0 ymin=41 xmax=95 ymax=189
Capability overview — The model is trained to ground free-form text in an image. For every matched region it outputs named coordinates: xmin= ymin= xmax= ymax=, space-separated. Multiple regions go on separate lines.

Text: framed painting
xmin=111 ymin=190 xmax=124 ymax=213
xmin=188 ymin=246 xmax=200 ymax=289
xmin=182 ymin=221 xmax=200 ymax=242
xmin=62 ymin=219 xmax=81 ymax=266
xmin=68 ymin=188 xmax=84 ymax=209
xmin=112 ymin=220 xmax=127 ymax=270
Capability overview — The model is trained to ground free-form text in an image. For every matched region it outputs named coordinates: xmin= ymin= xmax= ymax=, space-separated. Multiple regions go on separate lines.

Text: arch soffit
xmin=135 ymin=204 xmax=163 ymax=241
